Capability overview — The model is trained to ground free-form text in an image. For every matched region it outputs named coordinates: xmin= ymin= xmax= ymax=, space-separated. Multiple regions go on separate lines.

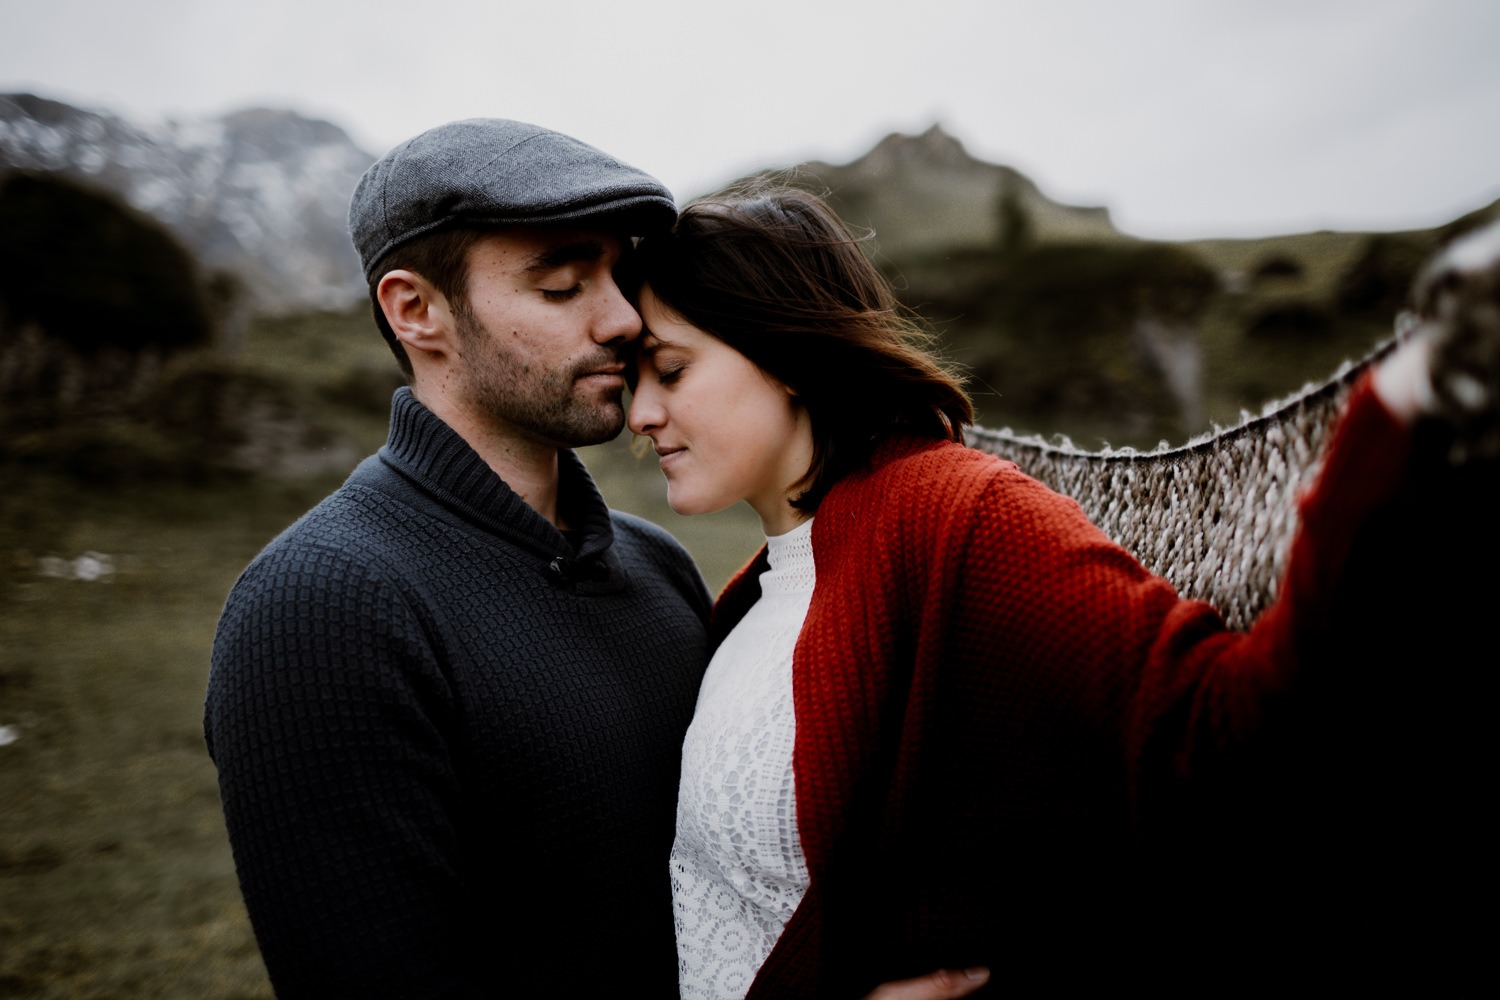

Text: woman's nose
xmin=627 ymin=383 xmax=661 ymax=436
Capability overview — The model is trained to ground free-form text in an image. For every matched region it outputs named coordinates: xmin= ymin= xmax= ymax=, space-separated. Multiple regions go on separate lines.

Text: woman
xmin=626 ymin=185 xmax=1452 ymax=999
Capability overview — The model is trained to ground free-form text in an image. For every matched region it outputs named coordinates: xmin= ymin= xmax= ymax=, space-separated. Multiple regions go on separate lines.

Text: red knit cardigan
xmin=710 ymin=378 xmax=1411 ymax=998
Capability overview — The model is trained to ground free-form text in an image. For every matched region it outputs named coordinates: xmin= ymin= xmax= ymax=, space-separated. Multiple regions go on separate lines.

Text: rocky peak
xmin=799 ymin=122 xmax=1119 ymax=259
xmin=854 ymin=122 xmax=979 ymax=172
xmin=0 ymin=93 xmax=375 ymax=316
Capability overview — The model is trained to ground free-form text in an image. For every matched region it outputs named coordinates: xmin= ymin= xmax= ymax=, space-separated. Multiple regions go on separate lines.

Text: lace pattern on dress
xmin=671 ymin=518 xmax=815 ymax=999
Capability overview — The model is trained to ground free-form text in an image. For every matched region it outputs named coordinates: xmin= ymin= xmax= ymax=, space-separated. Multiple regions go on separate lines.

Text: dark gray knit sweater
xmin=205 ymin=388 xmax=711 ymax=998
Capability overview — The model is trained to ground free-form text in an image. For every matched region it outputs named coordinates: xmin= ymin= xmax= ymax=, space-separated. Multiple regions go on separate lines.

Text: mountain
xmin=0 ymin=93 xmax=373 ymax=316
xmin=788 ymin=124 xmax=1123 ymax=260
xmin=0 ymin=96 xmax=1120 ymax=321
xmin=6 ymin=93 xmax=1497 ymax=449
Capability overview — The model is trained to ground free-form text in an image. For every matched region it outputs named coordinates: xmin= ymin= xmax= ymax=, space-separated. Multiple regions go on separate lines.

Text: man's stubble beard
xmin=454 ymin=311 xmax=626 ymax=450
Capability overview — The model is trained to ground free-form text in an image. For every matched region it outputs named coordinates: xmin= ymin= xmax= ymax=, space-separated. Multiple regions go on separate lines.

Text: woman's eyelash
xmin=542 ymin=285 xmax=582 ymax=302
xmin=657 ymin=362 xmax=686 ymax=384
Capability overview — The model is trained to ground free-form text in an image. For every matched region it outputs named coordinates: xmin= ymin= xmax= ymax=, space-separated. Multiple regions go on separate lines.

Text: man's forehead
xmin=476 ymin=224 xmax=632 ymax=263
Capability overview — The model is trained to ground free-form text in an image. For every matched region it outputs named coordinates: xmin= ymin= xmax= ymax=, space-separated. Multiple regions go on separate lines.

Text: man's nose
xmin=594 ymin=277 xmax=643 ymax=344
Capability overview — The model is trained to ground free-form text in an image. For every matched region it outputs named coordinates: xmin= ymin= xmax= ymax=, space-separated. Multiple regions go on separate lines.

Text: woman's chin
xmin=666 ymin=490 xmax=736 ymax=519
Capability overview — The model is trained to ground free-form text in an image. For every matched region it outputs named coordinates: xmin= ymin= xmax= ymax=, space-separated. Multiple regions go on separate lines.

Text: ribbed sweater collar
xmin=377 ymin=387 xmax=615 ymax=564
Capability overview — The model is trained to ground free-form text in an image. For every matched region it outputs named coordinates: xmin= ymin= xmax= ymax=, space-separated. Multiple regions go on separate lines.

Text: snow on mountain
xmin=0 ymin=93 xmax=374 ymax=315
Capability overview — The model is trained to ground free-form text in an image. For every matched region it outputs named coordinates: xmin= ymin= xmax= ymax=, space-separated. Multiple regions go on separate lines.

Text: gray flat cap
xmin=349 ymin=118 xmax=677 ymax=279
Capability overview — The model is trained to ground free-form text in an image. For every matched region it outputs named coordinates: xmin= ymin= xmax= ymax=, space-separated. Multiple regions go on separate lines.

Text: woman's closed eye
xmin=655 ymin=360 xmax=686 ymax=385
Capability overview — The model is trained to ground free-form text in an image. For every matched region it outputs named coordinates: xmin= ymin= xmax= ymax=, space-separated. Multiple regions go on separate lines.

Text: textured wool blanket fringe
xmin=966 ymin=216 xmax=1500 ymax=630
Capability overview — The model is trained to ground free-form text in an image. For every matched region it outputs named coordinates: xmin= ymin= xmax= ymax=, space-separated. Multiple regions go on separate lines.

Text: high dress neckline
xmin=761 ymin=517 xmax=816 ymax=595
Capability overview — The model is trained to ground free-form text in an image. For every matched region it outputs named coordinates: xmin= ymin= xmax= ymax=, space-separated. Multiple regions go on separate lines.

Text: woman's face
xmin=627 ymin=286 xmax=814 ymax=536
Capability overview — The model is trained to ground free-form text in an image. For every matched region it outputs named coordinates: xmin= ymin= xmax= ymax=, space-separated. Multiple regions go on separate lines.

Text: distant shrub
xmin=321 ymin=363 xmax=407 ymax=415
xmin=0 ymin=171 xmax=214 ymax=354
xmin=1335 ymin=233 xmax=1433 ymax=319
xmin=993 ymin=242 xmax=1218 ymax=334
xmin=1245 ymin=301 xmax=1333 ymax=340
xmin=0 ymin=171 xmax=218 ymax=419
xmin=897 ymin=241 xmax=1216 ymax=444
xmin=146 ymin=360 xmax=344 ymax=475
xmin=1 ymin=417 xmax=191 ymax=484
xmin=1252 ymin=255 xmax=1303 ymax=282
xmin=0 ymin=359 xmax=352 ymax=485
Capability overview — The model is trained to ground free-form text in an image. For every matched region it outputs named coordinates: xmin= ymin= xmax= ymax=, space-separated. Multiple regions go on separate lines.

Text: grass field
xmin=0 ymin=475 xmax=763 ymax=1000
xmin=0 ymin=474 xmax=312 ymax=998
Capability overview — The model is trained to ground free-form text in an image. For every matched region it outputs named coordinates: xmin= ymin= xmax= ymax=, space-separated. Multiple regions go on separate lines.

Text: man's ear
xmin=377 ymin=269 xmax=456 ymax=360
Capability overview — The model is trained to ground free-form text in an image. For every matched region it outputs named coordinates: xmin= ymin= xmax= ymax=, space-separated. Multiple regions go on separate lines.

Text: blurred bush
xmin=0 ymin=172 xmax=226 ymax=425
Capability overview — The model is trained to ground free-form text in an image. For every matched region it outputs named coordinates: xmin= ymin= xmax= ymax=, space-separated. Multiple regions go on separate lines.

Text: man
xmin=205 ymin=119 xmax=713 ymax=997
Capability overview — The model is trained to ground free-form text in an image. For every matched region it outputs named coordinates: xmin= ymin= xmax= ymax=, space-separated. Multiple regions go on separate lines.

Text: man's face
xmin=450 ymin=227 xmax=641 ymax=449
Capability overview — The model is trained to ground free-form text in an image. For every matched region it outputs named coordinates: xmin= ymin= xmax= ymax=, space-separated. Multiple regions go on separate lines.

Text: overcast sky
xmin=4 ymin=0 xmax=1497 ymax=239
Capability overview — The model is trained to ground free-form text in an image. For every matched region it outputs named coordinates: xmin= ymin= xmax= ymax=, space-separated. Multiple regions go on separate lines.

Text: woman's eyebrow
xmin=523 ymin=239 xmax=607 ymax=275
xmin=639 ymin=333 xmax=678 ymax=357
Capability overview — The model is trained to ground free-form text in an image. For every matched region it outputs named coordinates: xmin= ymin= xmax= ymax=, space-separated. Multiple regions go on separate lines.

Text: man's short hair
xmin=365 ymin=228 xmax=484 ymax=378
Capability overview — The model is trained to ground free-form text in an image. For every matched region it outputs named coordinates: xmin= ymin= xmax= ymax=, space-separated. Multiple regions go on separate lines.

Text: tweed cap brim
xmin=350 ymin=118 xmax=677 ymax=280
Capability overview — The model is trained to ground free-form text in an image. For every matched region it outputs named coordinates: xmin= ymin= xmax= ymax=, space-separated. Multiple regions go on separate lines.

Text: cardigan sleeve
xmin=1132 ymin=375 xmax=1411 ymax=804
xmin=204 ymin=541 xmax=481 ymax=1000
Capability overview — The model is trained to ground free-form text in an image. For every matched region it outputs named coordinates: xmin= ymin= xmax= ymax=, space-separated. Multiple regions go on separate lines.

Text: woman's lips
xmin=654 ymin=445 xmax=685 ymax=468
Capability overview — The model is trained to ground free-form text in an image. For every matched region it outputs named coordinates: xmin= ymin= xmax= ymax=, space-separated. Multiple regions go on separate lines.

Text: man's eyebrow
xmin=523 ymin=239 xmax=608 ymax=274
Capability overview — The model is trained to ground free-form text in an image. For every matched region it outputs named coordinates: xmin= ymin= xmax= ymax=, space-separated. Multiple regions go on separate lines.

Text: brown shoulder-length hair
xmin=635 ymin=183 xmax=973 ymax=512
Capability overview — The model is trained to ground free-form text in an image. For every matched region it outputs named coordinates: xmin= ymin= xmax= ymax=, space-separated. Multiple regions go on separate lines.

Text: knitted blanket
xmin=967 ymin=218 xmax=1500 ymax=629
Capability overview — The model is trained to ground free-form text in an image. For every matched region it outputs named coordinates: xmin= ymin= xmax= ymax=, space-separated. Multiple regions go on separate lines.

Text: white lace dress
xmin=671 ymin=517 xmax=815 ymax=1000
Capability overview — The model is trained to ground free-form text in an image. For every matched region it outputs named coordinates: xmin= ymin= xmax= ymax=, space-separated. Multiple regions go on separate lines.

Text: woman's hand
xmin=1377 ymin=216 xmax=1500 ymax=457
xmin=862 ymin=967 xmax=990 ymax=999
xmin=1372 ymin=327 xmax=1436 ymax=422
